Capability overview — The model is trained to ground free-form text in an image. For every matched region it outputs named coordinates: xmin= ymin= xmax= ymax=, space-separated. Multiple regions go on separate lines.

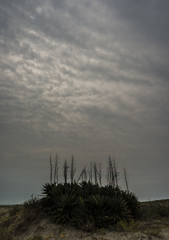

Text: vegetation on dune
xmin=0 ymin=153 xmax=169 ymax=240
xmin=41 ymin=154 xmax=140 ymax=229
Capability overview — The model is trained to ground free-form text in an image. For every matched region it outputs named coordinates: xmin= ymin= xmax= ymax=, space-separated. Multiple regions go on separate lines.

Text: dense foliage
xmin=40 ymin=154 xmax=140 ymax=229
xmin=41 ymin=181 xmax=140 ymax=229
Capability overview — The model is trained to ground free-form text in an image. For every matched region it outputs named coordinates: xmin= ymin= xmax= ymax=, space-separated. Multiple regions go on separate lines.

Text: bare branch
xmin=70 ymin=155 xmax=76 ymax=183
xmin=98 ymin=162 xmax=102 ymax=186
xmin=54 ymin=153 xmax=59 ymax=184
xmin=113 ymin=157 xmax=119 ymax=187
xmin=49 ymin=154 xmax=53 ymax=184
xmin=77 ymin=164 xmax=87 ymax=182
xmin=93 ymin=161 xmax=98 ymax=185
xmin=63 ymin=159 xmax=69 ymax=184
xmin=123 ymin=167 xmax=129 ymax=192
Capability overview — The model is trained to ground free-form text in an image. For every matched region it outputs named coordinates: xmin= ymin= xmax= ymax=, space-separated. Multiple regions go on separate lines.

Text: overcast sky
xmin=0 ymin=0 xmax=169 ymax=204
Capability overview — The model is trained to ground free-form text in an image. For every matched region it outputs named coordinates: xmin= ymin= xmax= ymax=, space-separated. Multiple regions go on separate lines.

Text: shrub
xmin=45 ymin=184 xmax=78 ymax=224
xmin=0 ymin=228 xmax=13 ymax=240
xmin=9 ymin=205 xmax=21 ymax=217
xmin=41 ymin=154 xmax=141 ymax=229
xmin=26 ymin=235 xmax=43 ymax=240
xmin=119 ymin=191 xmax=140 ymax=219
xmin=42 ymin=181 xmax=140 ymax=228
xmin=86 ymin=194 xmax=131 ymax=228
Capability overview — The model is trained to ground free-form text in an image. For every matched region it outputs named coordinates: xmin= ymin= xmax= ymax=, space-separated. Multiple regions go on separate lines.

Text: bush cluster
xmin=41 ymin=181 xmax=140 ymax=230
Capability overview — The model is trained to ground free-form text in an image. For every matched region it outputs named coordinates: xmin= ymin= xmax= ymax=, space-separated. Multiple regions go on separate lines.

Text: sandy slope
xmin=1 ymin=206 xmax=169 ymax=240
xmin=14 ymin=218 xmax=169 ymax=240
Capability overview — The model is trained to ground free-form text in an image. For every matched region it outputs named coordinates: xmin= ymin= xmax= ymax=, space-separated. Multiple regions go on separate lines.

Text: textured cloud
xmin=0 ymin=0 xmax=169 ymax=203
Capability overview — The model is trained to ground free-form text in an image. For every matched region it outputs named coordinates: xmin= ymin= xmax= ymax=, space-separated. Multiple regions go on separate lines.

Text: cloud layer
xmin=0 ymin=0 xmax=169 ymax=203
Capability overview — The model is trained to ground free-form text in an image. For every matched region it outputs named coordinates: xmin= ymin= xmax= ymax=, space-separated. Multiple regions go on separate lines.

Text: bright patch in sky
xmin=36 ymin=7 xmax=42 ymax=14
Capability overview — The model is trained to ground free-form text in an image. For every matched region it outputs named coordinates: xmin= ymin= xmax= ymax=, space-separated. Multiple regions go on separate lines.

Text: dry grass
xmin=0 ymin=198 xmax=169 ymax=240
xmin=110 ymin=198 xmax=169 ymax=238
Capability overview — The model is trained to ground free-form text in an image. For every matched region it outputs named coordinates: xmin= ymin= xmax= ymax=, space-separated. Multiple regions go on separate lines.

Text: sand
xmin=1 ymin=206 xmax=169 ymax=240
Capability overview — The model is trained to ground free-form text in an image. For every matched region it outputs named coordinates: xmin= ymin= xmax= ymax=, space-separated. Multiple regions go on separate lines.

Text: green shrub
xmin=41 ymin=183 xmax=56 ymax=196
xmin=70 ymin=196 xmax=88 ymax=228
xmin=42 ymin=181 xmax=140 ymax=229
xmin=0 ymin=216 xmax=15 ymax=228
xmin=22 ymin=194 xmax=43 ymax=221
xmin=86 ymin=194 xmax=131 ymax=227
xmin=0 ymin=227 xmax=13 ymax=240
xmin=41 ymin=155 xmax=141 ymax=229
xmin=120 ymin=191 xmax=140 ymax=219
xmin=46 ymin=186 xmax=78 ymax=224
xmin=79 ymin=181 xmax=101 ymax=198
xmin=23 ymin=195 xmax=42 ymax=211
xmin=154 ymin=201 xmax=169 ymax=218
xmin=26 ymin=235 xmax=43 ymax=240
xmin=9 ymin=205 xmax=21 ymax=217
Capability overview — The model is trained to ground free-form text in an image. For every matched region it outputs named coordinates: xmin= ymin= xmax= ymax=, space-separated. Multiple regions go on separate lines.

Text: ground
xmin=0 ymin=199 xmax=169 ymax=240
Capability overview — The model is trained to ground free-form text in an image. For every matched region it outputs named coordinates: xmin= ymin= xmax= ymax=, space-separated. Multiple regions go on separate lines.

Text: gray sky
xmin=0 ymin=0 xmax=169 ymax=204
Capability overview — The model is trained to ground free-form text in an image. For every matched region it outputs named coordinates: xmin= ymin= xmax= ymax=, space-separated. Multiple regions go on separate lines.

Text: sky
xmin=0 ymin=0 xmax=169 ymax=205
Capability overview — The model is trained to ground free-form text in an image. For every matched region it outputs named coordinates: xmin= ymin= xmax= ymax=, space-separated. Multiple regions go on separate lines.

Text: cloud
xmin=0 ymin=0 xmax=169 ymax=203
xmin=103 ymin=0 xmax=169 ymax=44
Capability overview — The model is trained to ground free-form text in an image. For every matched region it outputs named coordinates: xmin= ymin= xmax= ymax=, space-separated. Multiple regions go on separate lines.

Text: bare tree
xmin=47 ymin=153 xmax=127 ymax=190
xmin=70 ymin=155 xmax=76 ymax=183
xmin=49 ymin=154 xmax=53 ymax=184
xmin=77 ymin=164 xmax=87 ymax=182
xmin=98 ymin=162 xmax=102 ymax=186
xmin=63 ymin=159 xmax=69 ymax=184
xmin=89 ymin=162 xmax=93 ymax=183
xmin=113 ymin=157 xmax=119 ymax=187
xmin=54 ymin=153 xmax=59 ymax=184
xmin=83 ymin=167 xmax=87 ymax=182
xmin=107 ymin=156 xmax=115 ymax=187
xmin=93 ymin=161 xmax=98 ymax=185
xmin=106 ymin=156 xmax=119 ymax=187
xmin=123 ymin=167 xmax=129 ymax=192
